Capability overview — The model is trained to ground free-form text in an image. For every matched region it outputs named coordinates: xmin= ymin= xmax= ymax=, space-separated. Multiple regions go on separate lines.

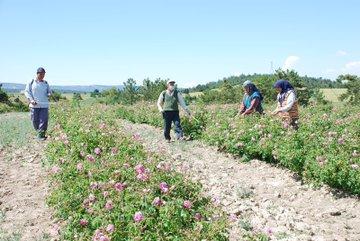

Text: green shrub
xmin=46 ymin=104 xmax=229 ymax=240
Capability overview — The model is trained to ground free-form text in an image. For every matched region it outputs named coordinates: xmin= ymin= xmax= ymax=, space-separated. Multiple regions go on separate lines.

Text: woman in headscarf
xmin=238 ymin=80 xmax=264 ymax=116
xmin=271 ymin=79 xmax=299 ymax=129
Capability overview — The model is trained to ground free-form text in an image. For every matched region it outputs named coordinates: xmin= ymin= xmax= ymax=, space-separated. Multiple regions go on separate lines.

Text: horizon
xmin=1 ymin=0 xmax=359 ymax=87
xmin=1 ymin=71 xmax=336 ymax=90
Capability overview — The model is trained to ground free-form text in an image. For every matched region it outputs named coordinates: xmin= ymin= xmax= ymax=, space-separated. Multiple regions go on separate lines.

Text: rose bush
xmin=116 ymin=102 xmax=360 ymax=195
xmin=46 ymin=104 xmax=230 ymax=240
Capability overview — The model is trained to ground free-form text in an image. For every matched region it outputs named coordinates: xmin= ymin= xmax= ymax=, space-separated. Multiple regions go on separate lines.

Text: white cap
xmin=167 ymin=80 xmax=176 ymax=85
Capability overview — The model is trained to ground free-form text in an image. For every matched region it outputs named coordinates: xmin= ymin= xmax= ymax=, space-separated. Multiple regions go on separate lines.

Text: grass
xmin=0 ymin=112 xmax=33 ymax=148
xmin=0 ymin=230 xmax=21 ymax=241
xmin=62 ymin=93 xmax=91 ymax=100
xmin=320 ymin=88 xmax=346 ymax=102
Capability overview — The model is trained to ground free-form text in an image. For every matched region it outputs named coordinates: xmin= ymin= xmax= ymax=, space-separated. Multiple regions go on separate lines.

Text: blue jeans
xmin=163 ymin=111 xmax=183 ymax=140
xmin=30 ymin=108 xmax=49 ymax=132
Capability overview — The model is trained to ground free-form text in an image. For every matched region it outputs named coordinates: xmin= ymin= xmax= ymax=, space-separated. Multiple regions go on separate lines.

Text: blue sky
xmin=1 ymin=0 xmax=359 ymax=87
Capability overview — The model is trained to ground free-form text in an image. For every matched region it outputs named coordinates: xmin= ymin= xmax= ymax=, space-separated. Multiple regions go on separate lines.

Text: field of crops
xmin=45 ymin=104 xmax=234 ymax=240
xmin=116 ymin=102 xmax=360 ymax=195
xmin=0 ymin=99 xmax=358 ymax=240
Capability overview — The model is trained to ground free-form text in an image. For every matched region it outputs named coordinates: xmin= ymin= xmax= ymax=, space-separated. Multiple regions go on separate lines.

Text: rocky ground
xmin=120 ymin=120 xmax=360 ymax=241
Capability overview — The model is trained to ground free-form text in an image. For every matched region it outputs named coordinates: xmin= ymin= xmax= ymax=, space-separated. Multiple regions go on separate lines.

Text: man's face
xmin=167 ymin=82 xmax=175 ymax=89
xmin=275 ymin=87 xmax=281 ymax=93
xmin=37 ymin=72 xmax=45 ymax=80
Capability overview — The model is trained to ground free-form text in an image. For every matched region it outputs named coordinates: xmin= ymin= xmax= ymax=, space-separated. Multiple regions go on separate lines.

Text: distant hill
xmin=0 ymin=83 xmax=123 ymax=93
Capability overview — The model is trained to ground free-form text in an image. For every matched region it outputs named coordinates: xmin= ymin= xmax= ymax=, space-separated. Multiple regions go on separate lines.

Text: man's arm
xmin=24 ymin=81 xmax=36 ymax=104
xmin=157 ymin=92 xmax=164 ymax=112
xmin=177 ymin=92 xmax=190 ymax=115
xmin=47 ymin=83 xmax=52 ymax=97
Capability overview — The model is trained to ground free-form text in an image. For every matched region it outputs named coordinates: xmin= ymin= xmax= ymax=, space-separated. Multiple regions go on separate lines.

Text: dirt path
xmin=0 ymin=113 xmax=58 ymax=241
xmin=120 ymin=120 xmax=360 ymax=241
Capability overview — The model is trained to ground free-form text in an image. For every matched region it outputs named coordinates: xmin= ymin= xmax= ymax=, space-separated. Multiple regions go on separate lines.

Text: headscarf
xmin=243 ymin=80 xmax=263 ymax=101
xmin=273 ymin=79 xmax=294 ymax=104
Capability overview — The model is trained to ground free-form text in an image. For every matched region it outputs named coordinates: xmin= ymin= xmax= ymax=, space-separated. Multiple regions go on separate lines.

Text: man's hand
xmin=30 ymin=100 xmax=37 ymax=106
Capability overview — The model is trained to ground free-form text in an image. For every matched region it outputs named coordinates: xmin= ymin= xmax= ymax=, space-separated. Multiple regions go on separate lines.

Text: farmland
xmin=1 ymin=80 xmax=359 ymax=240
xmin=1 ymin=97 xmax=360 ymax=240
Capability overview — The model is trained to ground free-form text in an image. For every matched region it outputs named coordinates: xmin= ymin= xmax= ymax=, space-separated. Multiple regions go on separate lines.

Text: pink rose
xmin=133 ymin=211 xmax=144 ymax=222
xmin=183 ymin=200 xmax=192 ymax=209
xmin=159 ymin=182 xmax=169 ymax=193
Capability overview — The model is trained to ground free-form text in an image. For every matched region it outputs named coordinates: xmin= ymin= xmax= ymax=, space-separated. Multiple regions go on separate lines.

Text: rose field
xmin=44 ymin=104 xmax=234 ymax=240
xmin=1 ymin=101 xmax=359 ymax=240
xmin=116 ymin=102 xmax=360 ymax=195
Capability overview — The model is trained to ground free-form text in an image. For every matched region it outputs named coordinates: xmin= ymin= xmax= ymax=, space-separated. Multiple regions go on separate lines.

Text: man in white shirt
xmin=24 ymin=67 xmax=52 ymax=140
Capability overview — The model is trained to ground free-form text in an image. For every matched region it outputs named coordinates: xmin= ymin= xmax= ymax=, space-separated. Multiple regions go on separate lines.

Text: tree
xmin=122 ymin=78 xmax=140 ymax=105
xmin=139 ymin=78 xmax=167 ymax=101
xmin=337 ymin=74 xmax=360 ymax=105
xmin=182 ymin=88 xmax=190 ymax=95
xmin=0 ymin=84 xmax=9 ymax=103
xmin=253 ymin=75 xmax=277 ymax=102
xmin=101 ymin=87 xmax=122 ymax=104
xmin=90 ymin=89 xmax=100 ymax=98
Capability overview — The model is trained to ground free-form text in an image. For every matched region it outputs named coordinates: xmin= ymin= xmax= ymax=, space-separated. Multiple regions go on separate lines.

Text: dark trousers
xmin=163 ymin=111 xmax=183 ymax=140
xmin=30 ymin=108 xmax=49 ymax=132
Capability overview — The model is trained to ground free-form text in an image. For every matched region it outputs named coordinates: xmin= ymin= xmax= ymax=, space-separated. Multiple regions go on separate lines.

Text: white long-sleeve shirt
xmin=277 ymin=90 xmax=296 ymax=112
xmin=24 ymin=79 xmax=51 ymax=108
xmin=157 ymin=90 xmax=189 ymax=112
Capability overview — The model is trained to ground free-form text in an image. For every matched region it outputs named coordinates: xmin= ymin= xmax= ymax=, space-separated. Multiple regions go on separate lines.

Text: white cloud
xmin=336 ymin=50 xmax=348 ymax=56
xmin=343 ymin=61 xmax=360 ymax=74
xmin=283 ymin=56 xmax=300 ymax=70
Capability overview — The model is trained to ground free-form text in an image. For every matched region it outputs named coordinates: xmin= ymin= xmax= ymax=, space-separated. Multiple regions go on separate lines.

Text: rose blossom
xmin=51 ymin=165 xmax=61 ymax=174
xmin=135 ymin=164 xmax=145 ymax=174
xmin=114 ymin=182 xmax=127 ymax=192
xmin=183 ymin=200 xmax=192 ymax=209
xmin=152 ymin=197 xmax=164 ymax=207
xmin=133 ymin=211 xmax=144 ymax=222
xmin=94 ymin=147 xmax=102 ymax=155
xmin=105 ymin=200 xmax=113 ymax=210
xmin=86 ymin=154 xmax=95 ymax=162
xmin=106 ymin=224 xmax=115 ymax=233
xmin=79 ymin=219 xmax=88 ymax=227
xmin=159 ymin=182 xmax=169 ymax=193
xmin=137 ymin=173 xmax=149 ymax=181
xmin=194 ymin=213 xmax=202 ymax=221
xmin=77 ymin=163 xmax=83 ymax=171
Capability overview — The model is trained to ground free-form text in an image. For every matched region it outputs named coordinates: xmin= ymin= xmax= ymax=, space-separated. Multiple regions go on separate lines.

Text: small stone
xmin=330 ymin=211 xmax=341 ymax=216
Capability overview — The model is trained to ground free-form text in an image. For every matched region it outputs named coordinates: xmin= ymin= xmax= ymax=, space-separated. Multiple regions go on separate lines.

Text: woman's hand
xmin=271 ymin=109 xmax=280 ymax=116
